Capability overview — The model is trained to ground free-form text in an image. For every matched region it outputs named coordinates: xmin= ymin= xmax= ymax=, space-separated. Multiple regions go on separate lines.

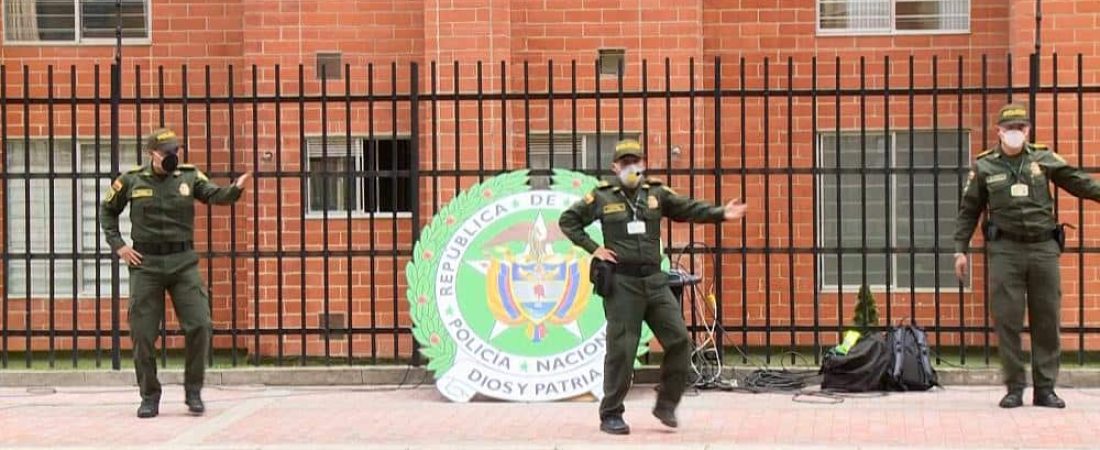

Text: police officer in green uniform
xmin=559 ymin=139 xmax=746 ymax=434
xmin=101 ymin=128 xmax=251 ymax=418
xmin=954 ymin=104 xmax=1100 ymax=409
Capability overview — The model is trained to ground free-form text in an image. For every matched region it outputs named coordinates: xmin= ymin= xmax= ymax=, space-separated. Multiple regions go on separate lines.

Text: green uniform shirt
xmin=559 ymin=178 xmax=726 ymax=264
xmin=100 ymin=164 xmax=243 ymax=251
xmin=954 ymin=143 xmax=1100 ymax=253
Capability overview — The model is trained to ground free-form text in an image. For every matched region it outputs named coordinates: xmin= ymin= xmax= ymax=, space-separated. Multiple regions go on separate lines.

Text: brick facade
xmin=2 ymin=0 xmax=1099 ymax=360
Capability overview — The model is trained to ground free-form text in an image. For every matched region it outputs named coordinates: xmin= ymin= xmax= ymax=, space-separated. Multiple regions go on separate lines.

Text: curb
xmin=3 ymin=365 xmax=1100 ymax=388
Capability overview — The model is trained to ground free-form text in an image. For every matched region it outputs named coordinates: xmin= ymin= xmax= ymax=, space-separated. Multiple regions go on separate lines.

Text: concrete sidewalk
xmin=1 ymin=384 xmax=1099 ymax=449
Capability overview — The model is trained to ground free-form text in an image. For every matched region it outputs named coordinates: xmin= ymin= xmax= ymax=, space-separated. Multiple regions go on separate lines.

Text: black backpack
xmin=819 ymin=333 xmax=891 ymax=392
xmin=886 ymin=322 xmax=939 ymax=391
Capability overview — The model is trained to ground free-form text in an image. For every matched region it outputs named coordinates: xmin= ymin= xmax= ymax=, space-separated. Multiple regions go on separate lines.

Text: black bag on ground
xmin=819 ymin=333 xmax=891 ymax=392
xmin=885 ymin=322 xmax=940 ymax=391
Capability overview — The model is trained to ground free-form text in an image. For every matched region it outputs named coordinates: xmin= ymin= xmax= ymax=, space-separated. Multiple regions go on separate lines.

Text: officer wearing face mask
xmin=559 ymin=139 xmax=746 ymax=435
xmin=954 ymin=104 xmax=1100 ymax=409
xmin=100 ymin=127 xmax=251 ymax=418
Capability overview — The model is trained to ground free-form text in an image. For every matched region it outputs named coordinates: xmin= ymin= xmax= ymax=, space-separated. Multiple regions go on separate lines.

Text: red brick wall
xmin=3 ymin=0 xmax=1100 ymax=360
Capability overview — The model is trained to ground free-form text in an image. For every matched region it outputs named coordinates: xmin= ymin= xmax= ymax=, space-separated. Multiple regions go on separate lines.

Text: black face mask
xmin=160 ymin=152 xmax=179 ymax=172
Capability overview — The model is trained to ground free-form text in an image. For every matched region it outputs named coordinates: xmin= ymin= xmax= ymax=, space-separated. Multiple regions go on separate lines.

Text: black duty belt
xmin=133 ymin=241 xmax=194 ymax=255
xmin=614 ymin=263 xmax=661 ymax=278
xmin=997 ymin=229 xmax=1056 ymax=244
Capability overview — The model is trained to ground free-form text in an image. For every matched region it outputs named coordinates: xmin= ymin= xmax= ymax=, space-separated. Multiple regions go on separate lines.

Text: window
xmin=3 ymin=0 xmax=149 ymax=43
xmin=305 ymin=137 xmax=413 ymax=215
xmin=5 ymin=139 xmax=141 ymax=297
xmin=817 ymin=0 xmax=969 ymax=34
xmin=527 ymin=132 xmax=639 ymax=186
xmin=817 ymin=130 xmax=970 ymax=290
xmin=598 ymin=49 xmax=626 ymax=76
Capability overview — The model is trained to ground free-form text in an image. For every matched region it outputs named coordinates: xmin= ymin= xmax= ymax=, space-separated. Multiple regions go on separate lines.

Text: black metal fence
xmin=2 ymin=54 xmax=1100 ymax=371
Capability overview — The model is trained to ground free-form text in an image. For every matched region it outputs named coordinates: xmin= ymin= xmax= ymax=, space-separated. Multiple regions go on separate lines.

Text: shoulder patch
xmin=584 ymin=193 xmax=595 ymax=204
xmin=645 ymin=177 xmax=663 ymax=185
xmin=976 ymin=149 xmax=995 ymax=159
xmin=597 ymin=181 xmax=613 ymax=189
xmin=126 ymin=165 xmax=144 ymax=173
xmin=661 ymin=185 xmax=678 ymax=196
xmin=1050 ymin=152 xmax=1066 ymax=164
xmin=1031 ymin=143 xmax=1049 ymax=150
xmin=177 ymin=164 xmax=196 ymax=170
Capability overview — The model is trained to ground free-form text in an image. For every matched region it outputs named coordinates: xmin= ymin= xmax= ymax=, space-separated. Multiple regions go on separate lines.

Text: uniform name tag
xmin=603 ymin=203 xmax=626 ymax=214
xmin=627 ymin=221 xmax=646 ymax=235
xmin=1010 ymin=183 xmax=1029 ymax=197
xmin=131 ymin=188 xmax=153 ymax=199
xmin=987 ymin=174 xmax=1008 ymax=183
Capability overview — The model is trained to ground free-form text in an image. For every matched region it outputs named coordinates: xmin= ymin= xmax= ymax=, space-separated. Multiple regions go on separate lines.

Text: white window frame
xmin=816 ymin=0 xmax=970 ymax=36
xmin=304 ymin=135 xmax=414 ymax=219
xmin=5 ymin=138 xmax=139 ymax=298
xmin=815 ymin=130 xmax=971 ymax=293
xmin=1 ymin=0 xmax=152 ymax=46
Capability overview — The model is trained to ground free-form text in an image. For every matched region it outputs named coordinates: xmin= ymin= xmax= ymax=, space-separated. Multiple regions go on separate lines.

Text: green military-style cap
xmin=145 ymin=127 xmax=181 ymax=154
xmin=613 ymin=139 xmax=644 ymax=161
xmin=997 ymin=103 xmax=1030 ymax=127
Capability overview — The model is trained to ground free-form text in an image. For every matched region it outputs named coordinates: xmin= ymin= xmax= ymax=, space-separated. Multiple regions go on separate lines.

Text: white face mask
xmin=1001 ymin=130 xmax=1027 ymax=150
xmin=618 ymin=164 xmax=644 ymax=187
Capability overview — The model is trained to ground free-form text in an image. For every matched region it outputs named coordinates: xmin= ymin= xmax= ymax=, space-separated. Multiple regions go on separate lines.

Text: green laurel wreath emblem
xmin=405 ymin=169 xmax=655 ymax=379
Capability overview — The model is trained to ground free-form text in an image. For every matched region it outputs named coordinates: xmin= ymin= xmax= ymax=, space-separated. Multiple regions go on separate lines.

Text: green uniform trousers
xmin=599 ymin=271 xmax=691 ymax=420
xmin=988 ymin=238 xmax=1062 ymax=390
xmin=128 ymin=250 xmax=211 ymax=401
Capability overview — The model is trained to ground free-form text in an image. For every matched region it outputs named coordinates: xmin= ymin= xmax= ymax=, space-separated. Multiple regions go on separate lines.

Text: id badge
xmin=627 ymin=220 xmax=646 ymax=235
xmin=1010 ymin=183 xmax=1029 ymax=197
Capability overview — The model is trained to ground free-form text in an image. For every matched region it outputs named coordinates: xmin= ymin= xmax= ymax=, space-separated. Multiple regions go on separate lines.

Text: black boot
xmin=136 ymin=398 xmax=159 ymax=418
xmin=1033 ymin=389 xmax=1066 ymax=409
xmin=599 ymin=416 xmax=630 ymax=435
xmin=652 ymin=405 xmax=678 ymax=428
xmin=185 ymin=389 xmax=205 ymax=415
xmin=999 ymin=389 xmax=1023 ymax=409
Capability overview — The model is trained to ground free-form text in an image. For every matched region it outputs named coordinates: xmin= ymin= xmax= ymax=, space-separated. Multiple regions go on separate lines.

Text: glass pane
xmin=376 ymin=139 xmax=413 ymax=213
xmin=895 ymin=0 xmax=969 ymax=31
xmin=80 ymin=0 xmax=147 ymax=39
xmin=819 ymin=132 xmax=890 ymax=287
xmin=308 ymin=156 xmax=355 ymax=212
xmin=3 ymin=0 xmax=76 ymax=42
xmin=818 ymin=0 xmax=891 ymax=31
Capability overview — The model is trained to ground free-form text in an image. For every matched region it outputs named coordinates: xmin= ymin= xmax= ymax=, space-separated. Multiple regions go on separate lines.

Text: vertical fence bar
xmin=763 ymin=57 xmax=772 ymax=363
xmin=69 ymin=65 xmax=79 ymax=368
xmin=811 ymin=56 xmax=821 ymax=362
xmin=595 ymin=60 xmax=602 ymax=173
xmin=932 ymin=56 xmax=942 ymax=363
xmin=368 ymin=63 xmax=378 ymax=364
xmin=739 ymin=57 xmax=747 ymax=360
xmin=94 ymin=66 xmax=103 ymax=368
xmin=229 ymin=64 xmax=240 ymax=367
xmin=409 ymin=62 xmax=422 ymax=365
xmin=786 ymin=56 xmax=795 ymax=363
xmin=321 ymin=64 xmax=331 ymax=366
xmin=477 ymin=62 xmax=485 ymax=182
xmin=204 ymin=65 xmax=215 ymax=366
xmin=109 ymin=60 xmax=121 ymax=370
xmin=523 ymin=61 xmax=530 ymax=177
xmin=548 ymin=60 xmax=555 ymax=177
xmin=956 ymin=55 xmax=966 ymax=364
xmin=908 ymin=56 xmax=917 ymax=323
xmin=1 ymin=64 xmax=7 ymax=369
xmin=642 ymin=59 xmax=649 ymax=172
xmin=22 ymin=64 xmax=31 ymax=369
xmin=345 ymin=63 xmax=354 ymax=365
xmin=572 ymin=61 xmax=579 ymax=170
xmin=501 ymin=61 xmax=508 ymax=170
xmin=665 ymin=58 xmax=673 ymax=249
xmin=431 ymin=61 xmax=439 ymax=214
xmin=48 ymin=65 xmax=56 ymax=368
xmin=390 ymin=62 xmax=399 ymax=361
xmin=1077 ymin=53 xmax=1086 ymax=365
xmin=834 ymin=57 xmax=843 ymax=342
xmin=884 ymin=56 xmax=893 ymax=334
xmin=981 ymin=55 xmax=990 ymax=365
xmin=715 ymin=56 xmax=725 ymax=353
xmin=297 ymin=63 xmax=306 ymax=365
xmin=688 ymin=57 xmax=698 ymax=345
xmin=252 ymin=64 xmax=261 ymax=365
xmin=857 ymin=57 xmax=866 ymax=341
xmin=274 ymin=64 xmax=286 ymax=365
